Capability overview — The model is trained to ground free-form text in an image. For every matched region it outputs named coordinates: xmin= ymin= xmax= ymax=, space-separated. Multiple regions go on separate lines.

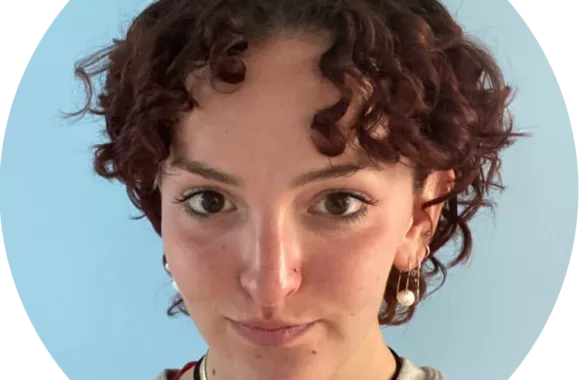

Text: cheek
xmin=306 ymin=222 xmax=403 ymax=314
xmin=161 ymin=209 xmax=239 ymax=308
xmin=306 ymin=189 xmax=414 ymax=313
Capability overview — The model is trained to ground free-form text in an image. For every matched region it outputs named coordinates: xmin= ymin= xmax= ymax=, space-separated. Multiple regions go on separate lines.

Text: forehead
xmin=173 ymin=32 xmax=369 ymax=172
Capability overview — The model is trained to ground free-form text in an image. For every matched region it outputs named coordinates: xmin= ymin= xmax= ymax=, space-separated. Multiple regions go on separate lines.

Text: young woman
xmin=70 ymin=0 xmax=521 ymax=378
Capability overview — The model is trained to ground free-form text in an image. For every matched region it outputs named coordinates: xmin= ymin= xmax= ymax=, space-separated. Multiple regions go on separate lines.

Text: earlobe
xmin=393 ymin=227 xmax=432 ymax=272
xmin=164 ymin=260 xmax=181 ymax=294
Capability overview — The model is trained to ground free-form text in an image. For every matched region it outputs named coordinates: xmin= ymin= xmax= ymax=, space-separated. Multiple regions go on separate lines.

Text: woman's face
xmin=159 ymin=32 xmax=431 ymax=379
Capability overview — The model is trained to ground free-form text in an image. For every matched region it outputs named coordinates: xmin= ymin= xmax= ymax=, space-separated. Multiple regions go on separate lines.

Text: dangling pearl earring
xmin=164 ymin=262 xmax=181 ymax=294
xmin=396 ymin=244 xmax=430 ymax=307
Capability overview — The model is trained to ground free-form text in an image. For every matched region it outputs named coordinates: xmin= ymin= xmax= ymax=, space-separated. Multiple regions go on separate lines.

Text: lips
xmin=239 ymin=319 xmax=304 ymax=330
xmin=228 ymin=318 xmax=316 ymax=347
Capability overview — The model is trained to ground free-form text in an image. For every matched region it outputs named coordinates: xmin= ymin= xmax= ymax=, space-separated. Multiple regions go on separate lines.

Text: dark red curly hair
xmin=69 ymin=0 xmax=523 ymax=325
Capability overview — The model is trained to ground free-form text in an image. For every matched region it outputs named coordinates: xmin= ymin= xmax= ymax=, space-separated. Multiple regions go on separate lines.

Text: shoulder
xmin=154 ymin=361 xmax=197 ymax=380
xmin=153 ymin=369 xmax=173 ymax=380
xmin=398 ymin=357 xmax=445 ymax=380
xmin=155 ymin=358 xmax=443 ymax=380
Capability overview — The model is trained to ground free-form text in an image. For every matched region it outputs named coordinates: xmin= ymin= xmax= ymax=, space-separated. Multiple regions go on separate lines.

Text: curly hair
xmin=69 ymin=0 xmax=523 ymax=325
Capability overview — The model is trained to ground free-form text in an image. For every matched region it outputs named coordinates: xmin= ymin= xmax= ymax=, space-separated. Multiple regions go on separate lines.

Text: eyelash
xmin=316 ymin=191 xmax=378 ymax=225
xmin=173 ymin=188 xmax=379 ymax=225
xmin=172 ymin=186 xmax=229 ymax=220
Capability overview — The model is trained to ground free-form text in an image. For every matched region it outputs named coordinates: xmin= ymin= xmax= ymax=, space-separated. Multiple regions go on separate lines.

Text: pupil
xmin=201 ymin=192 xmax=224 ymax=213
xmin=326 ymin=194 xmax=350 ymax=215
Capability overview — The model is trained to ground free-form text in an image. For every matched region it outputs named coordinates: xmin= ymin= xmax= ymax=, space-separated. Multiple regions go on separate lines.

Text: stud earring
xmin=396 ymin=244 xmax=429 ymax=307
xmin=164 ymin=262 xmax=181 ymax=294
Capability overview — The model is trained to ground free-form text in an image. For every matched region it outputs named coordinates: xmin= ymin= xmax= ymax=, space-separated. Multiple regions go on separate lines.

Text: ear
xmin=393 ymin=169 xmax=455 ymax=272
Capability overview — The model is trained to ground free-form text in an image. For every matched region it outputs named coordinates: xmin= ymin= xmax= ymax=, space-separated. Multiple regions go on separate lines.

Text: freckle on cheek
xmin=255 ymin=353 xmax=263 ymax=359
xmin=212 ymin=369 xmax=216 ymax=375
xmin=311 ymin=350 xmax=318 ymax=355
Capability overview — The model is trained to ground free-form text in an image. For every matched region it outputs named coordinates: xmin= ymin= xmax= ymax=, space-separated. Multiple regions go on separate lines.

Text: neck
xmin=332 ymin=324 xmax=397 ymax=380
xmin=203 ymin=323 xmax=397 ymax=380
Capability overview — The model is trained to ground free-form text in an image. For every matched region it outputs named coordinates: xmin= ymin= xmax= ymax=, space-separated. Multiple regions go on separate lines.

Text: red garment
xmin=170 ymin=361 xmax=197 ymax=380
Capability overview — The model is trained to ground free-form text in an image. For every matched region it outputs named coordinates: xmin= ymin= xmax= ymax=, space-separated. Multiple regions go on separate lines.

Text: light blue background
xmin=0 ymin=0 xmax=576 ymax=379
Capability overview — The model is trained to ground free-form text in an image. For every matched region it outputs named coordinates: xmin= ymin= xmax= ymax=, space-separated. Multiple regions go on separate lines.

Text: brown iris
xmin=199 ymin=191 xmax=225 ymax=213
xmin=324 ymin=193 xmax=352 ymax=215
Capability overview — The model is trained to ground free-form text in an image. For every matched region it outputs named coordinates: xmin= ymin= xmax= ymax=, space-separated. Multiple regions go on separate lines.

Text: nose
xmin=239 ymin=213 xmax=302 ymax=308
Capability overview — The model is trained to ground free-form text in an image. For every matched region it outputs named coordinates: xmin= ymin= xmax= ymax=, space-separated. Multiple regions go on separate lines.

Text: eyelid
xmin=312 ymin=188 xmax=379 ymax=205
xmin=173 ymin=185 xmax=378 ymax=216
xmin=307 ymin=189 xmax=379 ymax=216
xmin=174 ymin=185 xmax=240 ymax=205
xmin=173 ymin=187 xmax=238 ymax=220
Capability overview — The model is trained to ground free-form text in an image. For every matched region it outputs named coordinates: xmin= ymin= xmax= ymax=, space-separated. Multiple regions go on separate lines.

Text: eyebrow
xmin=169 ymin=157 xmax=376 ymax=188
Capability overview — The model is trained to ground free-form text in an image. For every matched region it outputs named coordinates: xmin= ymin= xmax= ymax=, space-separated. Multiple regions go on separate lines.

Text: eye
xmin=310 ymin=192 xmax=375 ymax=218
xmin=175 ymin=189 xmax=236 ymax=217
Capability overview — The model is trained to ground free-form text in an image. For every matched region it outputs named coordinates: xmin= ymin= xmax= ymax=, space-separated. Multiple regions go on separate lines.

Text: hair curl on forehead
xmin=68 ymin=0 xmax=525 ymax=325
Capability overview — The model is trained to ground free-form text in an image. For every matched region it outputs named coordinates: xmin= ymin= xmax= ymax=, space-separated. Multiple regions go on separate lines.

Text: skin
xmin=159 ymin=31 xmax=451 ymax=380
